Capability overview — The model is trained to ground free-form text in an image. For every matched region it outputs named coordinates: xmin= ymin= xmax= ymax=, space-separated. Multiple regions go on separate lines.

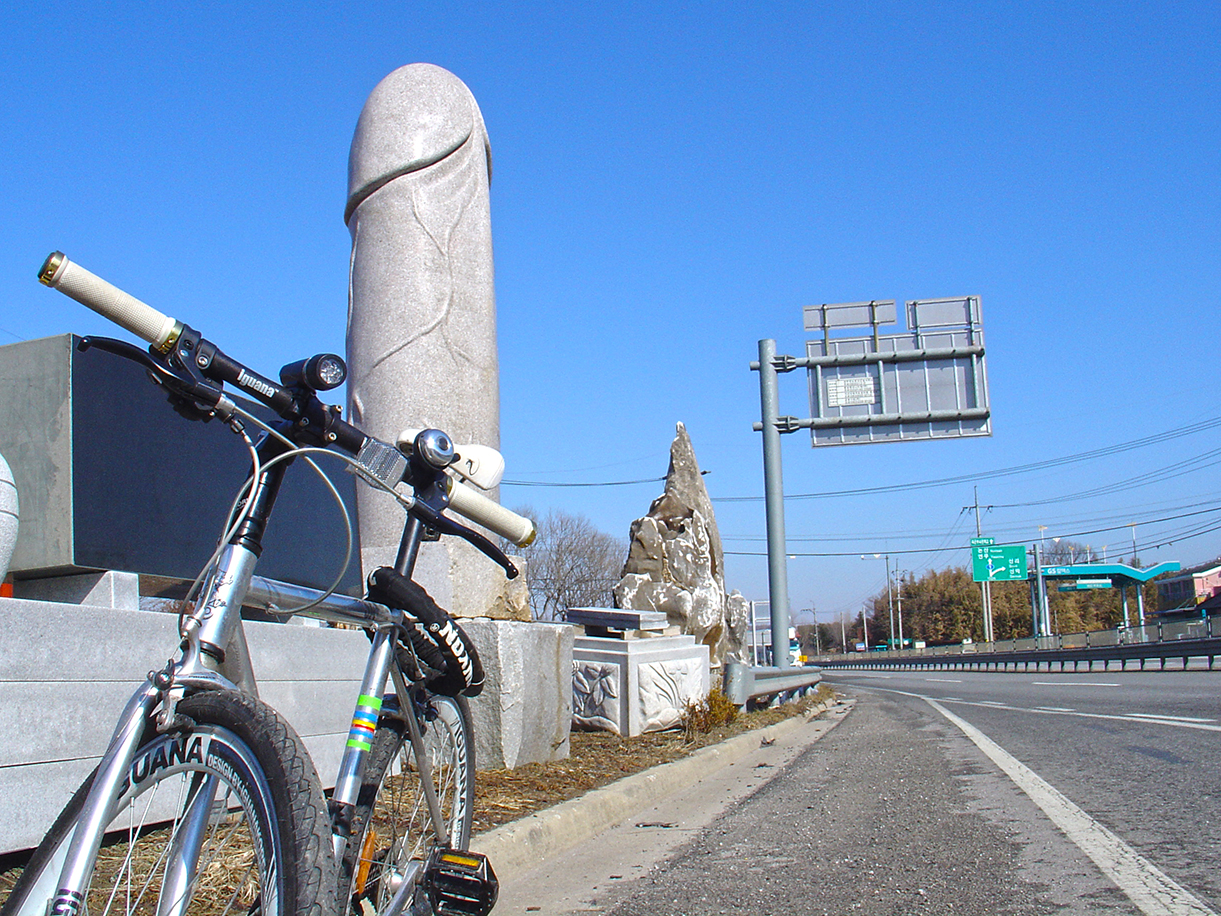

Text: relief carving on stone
xmin=638 ymin=657 xmax=705 ymax=733
xmin=572 ymin=660 xmax=621 ymax=734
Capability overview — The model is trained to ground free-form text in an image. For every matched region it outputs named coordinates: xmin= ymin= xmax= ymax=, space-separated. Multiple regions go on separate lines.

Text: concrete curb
xmin=470 ymin=700 xmax=841 ymax=879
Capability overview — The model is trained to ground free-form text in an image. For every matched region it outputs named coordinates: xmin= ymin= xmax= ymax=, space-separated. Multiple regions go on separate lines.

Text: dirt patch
xmin=473 ymin=686 xmax=838 ymax=834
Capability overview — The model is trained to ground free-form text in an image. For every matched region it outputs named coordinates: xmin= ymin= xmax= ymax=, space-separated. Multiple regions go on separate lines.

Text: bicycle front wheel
xmin=2 ymin=690 xmax=335 ymax=916
xmin=340 ymin=692 xmax=474 ymax=916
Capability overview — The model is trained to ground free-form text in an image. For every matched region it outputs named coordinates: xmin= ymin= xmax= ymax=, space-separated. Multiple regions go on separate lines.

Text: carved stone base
xmin=572 ymin=633 xmax=710 ymax=737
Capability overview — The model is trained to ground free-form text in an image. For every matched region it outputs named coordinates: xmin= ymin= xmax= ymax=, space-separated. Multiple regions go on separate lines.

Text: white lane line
xmin=925 ymin=697 xmax=1217 ymax=916
xmin=924 ymin=678 xmax=962 ymax=683
xmin=1129 ymin=713 xmax=1218 ymax=725
xmin=944 ymin=698 xmax=1221 ymax=733
xmin=1031 ymin=681 xmax=1120 ymax=687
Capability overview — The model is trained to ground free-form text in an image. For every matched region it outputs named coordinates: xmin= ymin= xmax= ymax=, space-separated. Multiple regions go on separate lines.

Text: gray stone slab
xmin=566 ymin=607 xmax=669 ymax=631
xmin=1 ymin=598 xmax=577 ymax=854
xmin=14 ymin=570 xmax=140 ymax=609
xmin=0 ymin=681 xmax=141 ymax=768
xmin=0 ymin=598 xmax=179 ymax=680
xmin=466 ymin=619 xmax=573 ymax=769
xmin=243 ymin=619 xmax=372 ymax=682
xmin=4 ymin=758 xmax=96 ymax=853
xmin=0 ymin=598 xmax=366 ymax=854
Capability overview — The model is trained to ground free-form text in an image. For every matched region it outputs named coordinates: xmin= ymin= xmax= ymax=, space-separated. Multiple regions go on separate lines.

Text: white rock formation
xmin=613 ymin=423 xmax=747 ymax=667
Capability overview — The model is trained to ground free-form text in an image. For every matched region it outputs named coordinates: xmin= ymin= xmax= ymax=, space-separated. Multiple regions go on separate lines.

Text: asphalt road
xmin=494 ymin=670 xmax=1221 ymax=915
xmin=823 ymin=670 xmax=1221 ymax=913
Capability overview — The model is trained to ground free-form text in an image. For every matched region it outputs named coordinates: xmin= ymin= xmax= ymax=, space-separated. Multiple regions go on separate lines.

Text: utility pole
xmin=969 ymin=486 xmax=995 ymax=643
xmin=895 ymin=571 xmax=906 ymax=649
xmin=885 ymin=555 xmax=894 ymax=649
xmin=754 ymin=339 xmax=793 ymax=668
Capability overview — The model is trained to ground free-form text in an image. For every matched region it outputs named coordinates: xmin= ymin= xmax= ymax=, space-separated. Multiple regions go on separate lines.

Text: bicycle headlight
xmin=280 ymin=353 xmax=347 ymax=391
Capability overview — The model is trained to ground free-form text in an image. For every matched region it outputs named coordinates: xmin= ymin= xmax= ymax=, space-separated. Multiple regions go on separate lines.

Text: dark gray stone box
xmin=0 ymin=334 xmax=360 ymax=593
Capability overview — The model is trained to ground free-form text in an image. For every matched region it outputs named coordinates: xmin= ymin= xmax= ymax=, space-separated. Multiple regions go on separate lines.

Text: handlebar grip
xmin=39 ymin=252 xmax=181 ymax=352
xmin=445 ymin=477 xmax=536 ymax=547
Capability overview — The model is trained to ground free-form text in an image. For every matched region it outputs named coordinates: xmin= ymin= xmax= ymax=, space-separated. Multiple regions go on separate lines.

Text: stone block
xmin=566 ymin=607 xmax=669 ymax=632
xmin=0 ymin=597 xmax=366 ymax=854
xmin=573 ymin=633 xmax=710 ymax=737
xmin=464 ymin=619 xmax=572 ymax=769
xmin=14 ymin=570 xmax=140 ymax=609
xmin=0 ymin=335 xmax=360 ymax=593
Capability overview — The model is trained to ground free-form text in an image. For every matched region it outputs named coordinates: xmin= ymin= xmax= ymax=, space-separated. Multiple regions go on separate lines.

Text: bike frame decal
xmin=49 ymin=889 xmax=83 ymax=916
xmin=117 ymin=733 xmax=211 ymax=797
xmin=347 ymin=695 xmax=382 ymax=751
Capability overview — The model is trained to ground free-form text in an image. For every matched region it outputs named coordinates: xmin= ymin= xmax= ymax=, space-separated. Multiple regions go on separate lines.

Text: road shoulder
xmin=475 ymin=699 xmax=853 ymax=913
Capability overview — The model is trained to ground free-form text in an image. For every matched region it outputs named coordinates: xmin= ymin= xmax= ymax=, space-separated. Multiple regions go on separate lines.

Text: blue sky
xmin=2 ymin=2 xmax=1219 ymax=628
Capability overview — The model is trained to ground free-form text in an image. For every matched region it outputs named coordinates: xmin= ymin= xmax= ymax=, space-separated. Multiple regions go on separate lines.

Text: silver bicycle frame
xmin=41 ymin=539 xmax=449 ymax=916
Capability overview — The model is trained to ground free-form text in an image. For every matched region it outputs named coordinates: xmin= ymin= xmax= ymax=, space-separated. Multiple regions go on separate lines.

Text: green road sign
xmin=971 ymin=543 xmax=1028 ymax=582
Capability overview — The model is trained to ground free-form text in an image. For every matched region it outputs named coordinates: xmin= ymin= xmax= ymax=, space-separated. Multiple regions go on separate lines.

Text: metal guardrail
xmin=815 ymin=616 xmax=1221 ymax=672
xmin=724 ymin=661 xmax=822 ymax=705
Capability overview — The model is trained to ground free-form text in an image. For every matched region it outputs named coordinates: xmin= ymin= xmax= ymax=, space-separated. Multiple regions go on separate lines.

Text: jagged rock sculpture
xmin=613 ymin=423 xmax=748 ymax=667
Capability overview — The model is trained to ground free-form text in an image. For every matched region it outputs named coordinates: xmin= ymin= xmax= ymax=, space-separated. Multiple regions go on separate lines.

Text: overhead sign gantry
xmin=752 ymin=297 xmax=991 ymax=664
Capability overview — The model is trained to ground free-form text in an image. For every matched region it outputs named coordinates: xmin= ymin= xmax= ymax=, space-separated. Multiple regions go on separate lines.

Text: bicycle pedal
xmin=420 ymin=847 xmax=498 ymax=916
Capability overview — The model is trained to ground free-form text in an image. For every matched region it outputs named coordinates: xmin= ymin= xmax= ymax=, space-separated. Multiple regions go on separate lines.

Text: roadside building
xmin=1157 ymin=561 xmax=1221 ymax=614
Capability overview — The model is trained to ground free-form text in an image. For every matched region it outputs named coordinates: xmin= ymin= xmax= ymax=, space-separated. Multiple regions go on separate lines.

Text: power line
xmin=502 ymin=475 xmax=666 ymax=488
xmin=713 ymin=415 xmax=1221 ymax=502
xmin=498 ymin=416 xmax=1221 ymax=494
xmin=728 ymin=503 xmax=1221 ymax=558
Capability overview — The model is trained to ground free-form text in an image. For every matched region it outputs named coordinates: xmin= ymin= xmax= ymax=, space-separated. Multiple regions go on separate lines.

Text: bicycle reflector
xmin=420 ymin=847 xmax=499 ymax=916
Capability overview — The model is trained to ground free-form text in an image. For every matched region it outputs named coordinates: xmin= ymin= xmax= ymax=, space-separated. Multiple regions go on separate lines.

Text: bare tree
xmin=513 ymin=507 xmax=627 ymax=621
xmin=1042 ymin=539 xmax=1099 ymax=565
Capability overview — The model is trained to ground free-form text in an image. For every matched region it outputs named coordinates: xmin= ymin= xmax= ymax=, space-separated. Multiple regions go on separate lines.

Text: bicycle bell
xmin=414 ymin=428 xmax=456 ymax=469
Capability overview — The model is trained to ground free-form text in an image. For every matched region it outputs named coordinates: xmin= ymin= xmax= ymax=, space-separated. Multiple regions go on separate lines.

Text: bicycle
xmin=2 ymin=252 xmax=536 ymax=916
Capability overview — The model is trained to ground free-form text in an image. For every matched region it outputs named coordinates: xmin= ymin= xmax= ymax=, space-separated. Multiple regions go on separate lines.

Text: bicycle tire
xmin=1 ymin=690 xmax=336 ymax=916
xmin=339 ymin=692 xmax=474 ymax=916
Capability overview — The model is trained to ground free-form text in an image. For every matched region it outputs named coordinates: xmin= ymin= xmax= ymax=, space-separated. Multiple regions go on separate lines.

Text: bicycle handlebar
xmin=39 ymin=251 xmax=534 ymax=563
xmin=446 ymin=476 xmax=536 ymax=547
xmin=39 ymin=252 xmax=182 ymax=352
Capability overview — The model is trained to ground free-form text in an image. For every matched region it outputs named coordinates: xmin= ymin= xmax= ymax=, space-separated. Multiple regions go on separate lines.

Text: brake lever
xmin=408 ymin=499 xmax=520 ymax=580
xmin=79 ymin=335 xmax=225 ymax=417
xmin=79 ymin=335 xmax=168 ymax=375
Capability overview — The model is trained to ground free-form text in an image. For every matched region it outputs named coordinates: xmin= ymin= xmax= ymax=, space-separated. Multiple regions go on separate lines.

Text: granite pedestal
xmin=571 ymin=610 xmax=710 ymax=737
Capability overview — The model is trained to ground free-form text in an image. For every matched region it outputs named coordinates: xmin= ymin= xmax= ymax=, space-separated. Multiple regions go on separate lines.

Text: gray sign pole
xmin=756 ymin=339 xmax=792 ymax=668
